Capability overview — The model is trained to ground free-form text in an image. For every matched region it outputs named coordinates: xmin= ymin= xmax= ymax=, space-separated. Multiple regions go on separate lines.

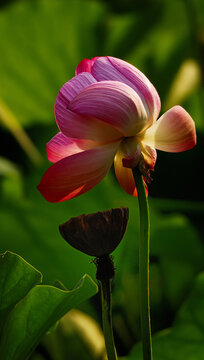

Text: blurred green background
xmin=0 ymin=0 xmax=204 ymax=359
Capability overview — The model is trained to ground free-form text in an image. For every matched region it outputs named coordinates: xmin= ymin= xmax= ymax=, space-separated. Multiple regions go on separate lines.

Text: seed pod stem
xmin=94 ymin=255 xmax=117 ymax=360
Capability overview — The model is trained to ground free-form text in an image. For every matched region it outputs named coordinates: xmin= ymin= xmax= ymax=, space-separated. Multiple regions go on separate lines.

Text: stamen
xmin=138 ymin=154 xmax=154 ymax=183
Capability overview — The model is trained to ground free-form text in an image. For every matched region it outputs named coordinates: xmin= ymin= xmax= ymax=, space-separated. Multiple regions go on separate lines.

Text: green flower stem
xmin=133 ymin=168 xmax=153 ymax=360
xmin=100 ymin=278 xmax=118 ymax=360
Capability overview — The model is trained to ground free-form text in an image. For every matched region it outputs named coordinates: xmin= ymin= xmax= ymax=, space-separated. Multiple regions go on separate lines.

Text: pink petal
xmin=75 ymin=57 xmax=99 ymax=75
xmin=114 ymin=149 xmax=138 ymax=196
xmin=69 ymin=81 xmax=149 ymax=137
xmin=92 ymin=56 xmax=161 ymax=122
xmin=55 ymin=73 xmax=122 ymax=142
xmin=55 ymin=72 xmax=97 ymax=107
xmin=46 ymin=132 xmax=99 ymax=163
xmin=140 ymin=106 xmax=197 ymax=152
xmin=55 ymin=102 xmax=122 ymax=142
xmin=37 ymin=142 xmax=119 ymax=202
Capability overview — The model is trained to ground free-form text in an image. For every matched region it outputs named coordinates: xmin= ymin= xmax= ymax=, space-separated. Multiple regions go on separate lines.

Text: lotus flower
xmin=37 ymin=56 xmax=196 ymax=202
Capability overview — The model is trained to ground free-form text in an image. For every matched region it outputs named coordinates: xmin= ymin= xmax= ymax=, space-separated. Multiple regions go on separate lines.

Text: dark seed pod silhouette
xmin=59 ymin=207 xmax=129 ymax=257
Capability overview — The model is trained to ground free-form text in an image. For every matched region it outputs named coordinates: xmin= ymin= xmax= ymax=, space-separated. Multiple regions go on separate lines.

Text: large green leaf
xmin=128 ymin=272 xmax=204 ymax=360
xmin=0 ymin=251 xmax=41 ymax=331
xmin=150 ymin=209 xmax=204 ymax=309
xmin=0 ymin=252 xmax=98 ymax=360
xmin=112 ymin=201 xmax=204 ymax=341
xmin=0 ymin=0 xmax=106 ymax=127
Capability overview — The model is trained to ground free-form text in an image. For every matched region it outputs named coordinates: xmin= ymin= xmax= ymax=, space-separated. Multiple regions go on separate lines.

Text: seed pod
xmin=59 ymin=207 xmax=129 ymax=257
